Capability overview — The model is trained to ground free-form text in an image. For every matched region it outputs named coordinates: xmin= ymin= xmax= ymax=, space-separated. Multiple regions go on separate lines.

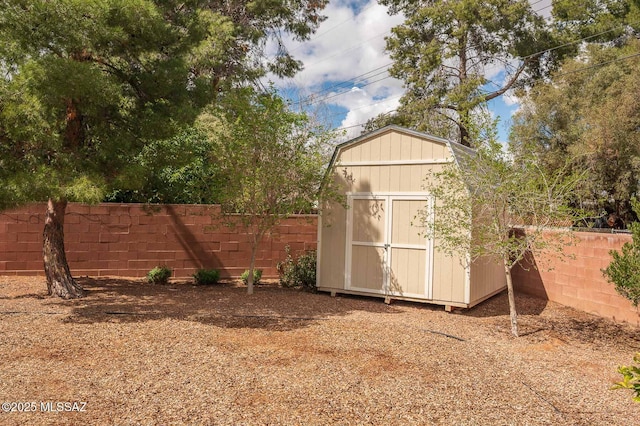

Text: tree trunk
xmin=504 ymin=261 xmax=518 ymax=337
xmin=43 ymin=198 xmax=85 ymax=299
xmin=459 ymin=123 xmax=471 ymax=147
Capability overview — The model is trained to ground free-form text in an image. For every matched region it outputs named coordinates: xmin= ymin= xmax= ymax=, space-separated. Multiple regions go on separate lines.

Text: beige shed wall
xmin=431 ymin=248 xmax=467 ymax=304
xmin=339 ymin=130 xmax=449 ymax=163
xmin=317 ymin=198 xmax=348 ymax=290
xmin=340 ymin=164 xmax=448 ymax=193
xmin=318 ymin=128 xmax=471 ymax=305
xmin=470 ymin=256 xmax=506 ymax=304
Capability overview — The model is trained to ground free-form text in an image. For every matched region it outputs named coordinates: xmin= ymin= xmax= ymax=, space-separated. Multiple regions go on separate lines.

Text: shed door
xmin=346 ymin=195 xmax=433 ymax=299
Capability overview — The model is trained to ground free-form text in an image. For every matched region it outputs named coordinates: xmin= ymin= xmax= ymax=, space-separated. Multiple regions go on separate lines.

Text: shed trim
xmin=346 ymin=191 xmax=431 ymax=197
xmin=338 ymin=159 xmax=451 ymax=166
xmin=322 ymin=125 xmax=473 ymax=187
xmin=464 ymin=250 xmax=471 ymax=304
xmin=344 ymin=192 xmax=433 ymax=300
xmin=316 ymin=213 xmax=323 ymax=289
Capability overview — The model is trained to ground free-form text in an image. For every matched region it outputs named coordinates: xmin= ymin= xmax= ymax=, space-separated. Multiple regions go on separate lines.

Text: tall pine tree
xmin=0 ymin=0 xmax=327 ymax=298
xmin=380 ymin=0 xmax=556 ymax=146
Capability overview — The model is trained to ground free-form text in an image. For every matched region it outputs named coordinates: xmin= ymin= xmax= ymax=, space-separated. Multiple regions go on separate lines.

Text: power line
xmin=291 ymin=63 xmax=391 ymax=104
xmin=306 ymin=62 xmax=393 ymax=99
xmin=533 ymin=3 xmax=552 ymax=14
xmin=290 ymin=9 xmax=636 ymax=109
xmin=330 ymin=51 xmax=640 ymax=133
xmin=292 ymin=65 xmax=393 ymax=107
xmin=554 ymin=51 xmax=640 ymax=78
xmin=299 ymin=20 xmax=617 ymax=108
xmin=335 ymin=108 xmax=398 ymax=132
xmin=285 ymin=1 xmax=639 ymax=132
xmin=521 ymin=21 xmax=640 ymax=60
xmin=322 ymin=94 xmax=403 ymax=120
xmin=298 ymin=74 xmax=395 ymax=107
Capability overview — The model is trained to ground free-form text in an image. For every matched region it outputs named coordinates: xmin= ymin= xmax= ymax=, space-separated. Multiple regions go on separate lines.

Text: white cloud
xmin=268 ymin=1 xmax=404 ymax=135
xmin=268 ymin=0 xmax=554 ymax=141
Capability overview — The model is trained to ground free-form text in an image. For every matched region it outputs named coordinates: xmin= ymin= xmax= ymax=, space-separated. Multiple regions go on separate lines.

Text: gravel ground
xmin=0 ymin=275 xmax=639 ymax=425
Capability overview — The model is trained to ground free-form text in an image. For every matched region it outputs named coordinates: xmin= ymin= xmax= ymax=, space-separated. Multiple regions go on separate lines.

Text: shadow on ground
xmin=45 ymin=277 xmax=403 ymax=331
xmin=463 ymin=290 xmax=548 ymax=318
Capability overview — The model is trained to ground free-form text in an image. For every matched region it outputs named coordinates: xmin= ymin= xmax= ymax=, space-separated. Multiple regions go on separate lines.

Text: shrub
xmin=603 ymin=198 xmax=640 ymax=306
xmin=147 ymin=266 xmax=172 ymax=285
xmin=193 ymin=269 xmax=220 ymax=285
xmin=277 ymin=245 xmax=317 ymax=292
xmin=612 ymin=353 xmax=640 ymax=402
xmin=241 ymin=269 xmax=262 ymax=285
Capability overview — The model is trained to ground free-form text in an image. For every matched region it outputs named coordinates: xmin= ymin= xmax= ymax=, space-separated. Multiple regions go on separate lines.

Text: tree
xmin=0 ymin=0 xmax=328 ymax=298
xmin=551 ymin=0 xmax=640 ymax=45
xmin=362 ymin=111 xmax=410 ymax=135
xmin=380 ymin=0 xmax=556 ymax=146
xmin=200 ymin=87 xmax=337 ymax=295
xmin=612 ymin=353 xmax=640 ymax=403
xmin=104 ymin=128 xmax=225 ymax=204
xmin=421 ymin=127 xmax=580 ymax=336
xmin=510 ymin=40 xmax=640 ymax=220
xmin=603 ymin=198 xmax=640 ymax=306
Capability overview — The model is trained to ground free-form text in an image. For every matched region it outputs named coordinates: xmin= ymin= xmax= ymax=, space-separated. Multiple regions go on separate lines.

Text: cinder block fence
xmin=512 ymin=230 xmax=639 ymax=326
xmin=1 ymin=204 xmax=638 ymax=326
xmin=0 ymin=203 xmax=317 ymax=279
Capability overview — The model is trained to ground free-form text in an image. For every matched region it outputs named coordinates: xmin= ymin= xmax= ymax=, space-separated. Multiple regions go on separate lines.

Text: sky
xmin=270 ymin=0 xmax=554 ymax=143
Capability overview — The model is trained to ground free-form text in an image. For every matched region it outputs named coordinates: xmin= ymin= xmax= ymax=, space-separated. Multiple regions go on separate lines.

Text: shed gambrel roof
xmin=327 ymin=125 xmax=475 ymax=171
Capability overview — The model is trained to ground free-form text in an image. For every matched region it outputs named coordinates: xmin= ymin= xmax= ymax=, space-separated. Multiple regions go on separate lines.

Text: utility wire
xmin=333 ymin=50 xmax=640 ymax=132
xmin=334 ymin=108 xmax=398 ymax=131
xmin=284 ymin=2 xmax=639 ymax=131
xmin=533 ymin=3 xmax=552 ymax=14
xmin=288 ymin=12 xmax=637 ymax=109
xmin=302 ymin=62 xmax=392 ymax=99
xmin=322 ymin=94 xmax=403 ymax=120
xmin=554 ymin=51 xmax=640 ymax=78
xmin=521 ymin=20 xmax=640 ymax=60
xmin=292 ymin=66 xmax=392 ymax=107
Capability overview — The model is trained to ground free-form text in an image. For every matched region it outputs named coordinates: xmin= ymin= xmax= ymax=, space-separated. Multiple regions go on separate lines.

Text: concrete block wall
xmin=2 ymin=206 xmax=638 ymax=327
xmin=0 ymin=203 xmax=317 ymax=279
xmin=512 ymin=230 xmax=640 ymax=326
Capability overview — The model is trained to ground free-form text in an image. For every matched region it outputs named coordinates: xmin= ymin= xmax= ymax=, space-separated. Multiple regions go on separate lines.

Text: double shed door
xmin=346 ymin=194 xmax=433 ymax=299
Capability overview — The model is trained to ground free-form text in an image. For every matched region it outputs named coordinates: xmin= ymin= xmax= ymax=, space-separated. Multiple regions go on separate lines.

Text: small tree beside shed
xmin=421 ymin=137 xmax=580 ymax=336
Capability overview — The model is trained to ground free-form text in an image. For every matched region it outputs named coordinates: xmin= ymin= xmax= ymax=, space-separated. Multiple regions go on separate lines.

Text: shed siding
xmin=431 ymin=248 xmax=466 ymax=303
xmin=319 ymin=132 xmax=461 ymax=298
xmin=319 ymin=127 xmax=485 ymax=308
xmin=390 ymin=248 xmax=426 ymax=295
xmin=343 ymin=164 xmax=447 ymax=194
xmin=339 ymin=131 xmax=449 ymax=164
xmin=470 ymin=256 xmax=506 ymax=303
xmin=317 ymin=198 xmax=348 ymax=290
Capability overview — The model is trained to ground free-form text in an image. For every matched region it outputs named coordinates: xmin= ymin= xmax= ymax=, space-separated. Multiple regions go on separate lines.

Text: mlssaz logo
xmin=40 ymin=401 xmax=87 ymax=412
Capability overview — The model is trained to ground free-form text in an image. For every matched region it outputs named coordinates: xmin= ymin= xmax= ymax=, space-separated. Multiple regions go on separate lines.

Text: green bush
xmin=603 ymin=198 xmax=640 ymax=306
xmin=193 ymin=269 xmax=220 ymax=285
xmin=277 ymin=245 xmax=317 ymax=292
xmin=147 ymin=266 xmax=172 ymax=285
xmin=612 ymin=353 xmax=640 ymax=402
xmin=241 ymin=269 xmax=262 ymax=285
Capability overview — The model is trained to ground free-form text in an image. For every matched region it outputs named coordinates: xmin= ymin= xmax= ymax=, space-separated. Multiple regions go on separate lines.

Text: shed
xmin=317 ymin=125 xmax=506 ymax=310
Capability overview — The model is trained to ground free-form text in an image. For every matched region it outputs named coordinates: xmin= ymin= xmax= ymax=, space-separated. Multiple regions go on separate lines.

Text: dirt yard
xmin=0 ymin=276 xmax=639 ymax=425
